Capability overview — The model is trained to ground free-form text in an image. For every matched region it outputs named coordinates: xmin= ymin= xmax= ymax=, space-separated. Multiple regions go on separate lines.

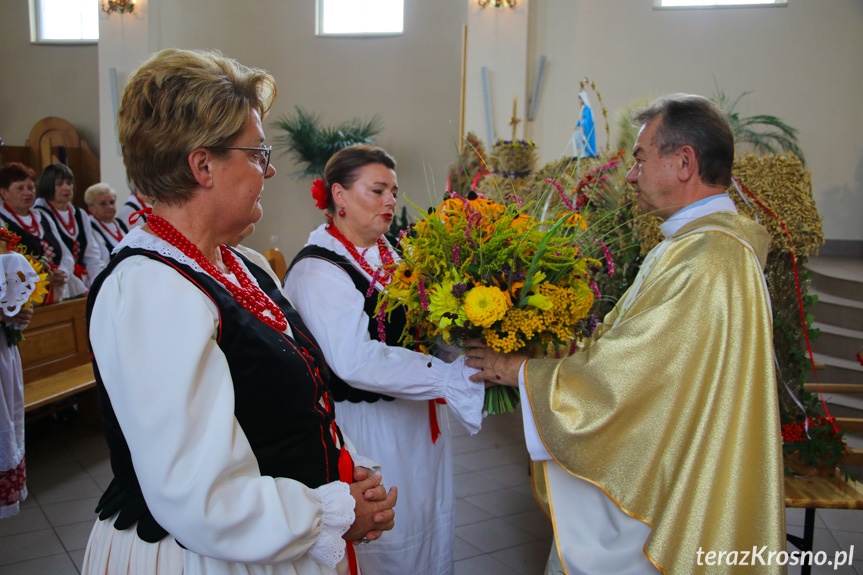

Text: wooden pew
xmin=17 ymin=297 xmax=96 ymax=414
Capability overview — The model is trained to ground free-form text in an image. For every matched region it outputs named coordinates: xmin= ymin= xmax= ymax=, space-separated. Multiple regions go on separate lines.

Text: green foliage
xmin=271 ymin=106 xmax=383 ymax=179
xmin=711 ymin=87 xmax=805 ymax=164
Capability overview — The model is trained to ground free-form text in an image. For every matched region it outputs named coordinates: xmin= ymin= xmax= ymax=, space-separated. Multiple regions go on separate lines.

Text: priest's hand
xmin=344 ymin=472 xmax=398 ymax=542
xmin=463 ymin=338 xmax=528 ymax=387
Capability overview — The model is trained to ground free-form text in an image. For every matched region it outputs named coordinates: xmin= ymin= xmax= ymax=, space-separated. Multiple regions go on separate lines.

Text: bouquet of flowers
xmin=1 ymin=225 xmax=51 ymax=345
xmin=376 ymin=188 xmax=610 ymax=414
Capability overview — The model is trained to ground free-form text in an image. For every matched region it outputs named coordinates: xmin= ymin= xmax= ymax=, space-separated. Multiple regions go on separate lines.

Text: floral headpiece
xmin=311 ymin=179 xmax=329 ymax=211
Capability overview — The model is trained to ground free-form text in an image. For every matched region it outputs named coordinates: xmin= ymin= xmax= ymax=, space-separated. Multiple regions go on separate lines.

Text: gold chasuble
xmin=526 ymin=212 xmax=785 ymax=574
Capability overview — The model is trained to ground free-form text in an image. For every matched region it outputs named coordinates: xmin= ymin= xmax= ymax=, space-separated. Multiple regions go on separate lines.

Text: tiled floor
xmin=2 ymin=409 xmax=862 ymax=574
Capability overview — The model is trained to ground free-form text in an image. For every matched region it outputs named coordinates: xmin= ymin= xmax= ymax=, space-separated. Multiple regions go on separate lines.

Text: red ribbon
xmin=332 ymin=422 xmax=359 ymax=575
xmin=129 ymin=206 xmax=152 ymax=226
xmin=428 ymin=398 xmax=447 ymax=444
xmin=734 ymin=179 xmax=838 ymax=434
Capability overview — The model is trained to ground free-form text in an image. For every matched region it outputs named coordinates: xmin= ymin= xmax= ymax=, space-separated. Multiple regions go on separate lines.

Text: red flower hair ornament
xmin=311 ymin=179 xmax=329 ymax=211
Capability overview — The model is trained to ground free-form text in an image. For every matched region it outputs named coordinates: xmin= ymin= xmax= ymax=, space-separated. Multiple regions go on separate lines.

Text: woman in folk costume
xmin=35 ymin=163 xmax=107 ymax=290
xmin=285 ymin=145 xmax=485 ymax=575
xmin=81 ymin=49 xmax=396 ymax=575
xmin=85 ymin=183 xmax=129 ymax=261
xmin=0 ymin=162 xmax=72 ymax=302
xmin=0 ymin=232 xmax=39 ymax=519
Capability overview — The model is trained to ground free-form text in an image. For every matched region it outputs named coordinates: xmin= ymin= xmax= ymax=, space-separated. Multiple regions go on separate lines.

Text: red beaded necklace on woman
xmin=147 ymin=215 xmax=288 ymax=332
xmin=48 ymin=202 xmax=77 ymax=237
xmin=97 ymin=219 xmax=124 ymax=243
xmin=3 ymin=203 xmax=41 ymax=236
xmin=325 ymin=223 xmax=395 ymax=286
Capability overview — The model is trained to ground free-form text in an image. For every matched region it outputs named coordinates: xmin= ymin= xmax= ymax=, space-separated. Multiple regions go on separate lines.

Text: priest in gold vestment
xmin=467 ymin=94 xmax=785 ymax=574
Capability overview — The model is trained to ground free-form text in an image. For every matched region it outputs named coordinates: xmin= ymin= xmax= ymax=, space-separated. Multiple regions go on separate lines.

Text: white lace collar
xmin=116 ymin=228 xmax=261 ymax=291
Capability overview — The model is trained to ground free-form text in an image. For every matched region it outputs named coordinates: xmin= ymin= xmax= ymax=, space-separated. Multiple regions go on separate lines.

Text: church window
xmin=30 ymin=0 xmax=99 ymax=43
xmin=316 ymin=0 xmax=404 ymax=36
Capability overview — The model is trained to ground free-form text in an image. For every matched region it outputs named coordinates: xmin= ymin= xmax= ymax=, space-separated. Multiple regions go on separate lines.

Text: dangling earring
xmin=338 ymin=207 xmax=346 ymax=218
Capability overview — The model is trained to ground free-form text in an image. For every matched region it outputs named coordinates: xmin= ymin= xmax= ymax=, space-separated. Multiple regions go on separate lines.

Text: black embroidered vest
xmin=87 ymin=246 xmax=343 ymax=543
xmin=0 ymin=213 xmax=64 ymax=267
xmin=89 ymin=218 xmax=128 ymax=259
xmin=288 ymin=245 xmax=408 ymax=404
xmin=35 ymin=204 xmax=90 ymax=268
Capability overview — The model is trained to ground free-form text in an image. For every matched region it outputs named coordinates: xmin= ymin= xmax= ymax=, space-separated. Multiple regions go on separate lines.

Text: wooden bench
xmin=17 ymin=297 xmax=96 ymax=414
xmin=784 ymin=383 xmax=863 ymax=575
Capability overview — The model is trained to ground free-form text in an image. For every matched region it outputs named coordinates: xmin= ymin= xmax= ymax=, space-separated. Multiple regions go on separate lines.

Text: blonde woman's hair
xmin=84 ymin=183 xmax=117 ymax=205
xmin=117 ymin=49 xmax=276 ymax=205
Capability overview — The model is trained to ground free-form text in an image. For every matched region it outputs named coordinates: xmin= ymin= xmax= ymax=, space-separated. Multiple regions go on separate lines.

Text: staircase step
xmin=806 ymin=257 xmax=863 ymax=302
xmin=811 ymin=289 xmax=863 ymax=331
xmin=811 ymin=353 xmax=863 ymax=384
xmin=811 ymin=322 xmax=863 ymax=360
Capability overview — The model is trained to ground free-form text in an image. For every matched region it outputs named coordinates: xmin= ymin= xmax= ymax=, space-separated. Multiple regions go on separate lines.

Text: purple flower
xmin=594 ymin=240 xmax=615 ymax=276
xmin=377 ymin=301 xmax=388 ymax=342
xmin=453 ymin=244 xmax=461 ymax=266
xmin=589 ymin=278 xmax=601 ymax=300
xmin=547 ymin=178 xmax=576 ymax=212
xmin=451 ymin=282 xmax=469 ymax=299
xmin=418 ymin=277 xmax=430 ymax=311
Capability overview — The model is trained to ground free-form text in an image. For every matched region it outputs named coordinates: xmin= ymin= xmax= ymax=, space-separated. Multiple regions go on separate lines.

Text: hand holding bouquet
xmin=376 ymin=190 xmax=608 ymax=413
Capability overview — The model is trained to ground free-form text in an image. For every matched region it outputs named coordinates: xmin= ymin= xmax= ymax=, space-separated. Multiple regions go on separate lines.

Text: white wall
xmin=139 ymin=0 xmax=467 ymax=257
xmin=0 ymin=0 xmax=99 ymax=153
xmin=523 ymin=0 xmax=863 ymax=242
xmin=464 ymin=1 xmax=529 ymax=145
xmin=3 ymin=0 xmax=861 ymax=245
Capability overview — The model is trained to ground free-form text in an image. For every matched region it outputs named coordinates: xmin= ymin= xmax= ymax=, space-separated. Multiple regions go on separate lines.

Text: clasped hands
xmin=344 ymin=466 xmax=398 ymax=544
xmin=463 ymin=338 xmax=530 ymax=388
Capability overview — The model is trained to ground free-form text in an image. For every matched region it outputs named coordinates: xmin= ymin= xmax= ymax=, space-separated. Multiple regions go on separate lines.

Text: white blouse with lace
xmin=82 ymin=229 xmax=359 ymax=575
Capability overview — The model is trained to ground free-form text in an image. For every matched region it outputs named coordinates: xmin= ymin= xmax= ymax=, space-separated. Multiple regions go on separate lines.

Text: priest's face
xmin=626 ymin=118 xmax=687 ymax=221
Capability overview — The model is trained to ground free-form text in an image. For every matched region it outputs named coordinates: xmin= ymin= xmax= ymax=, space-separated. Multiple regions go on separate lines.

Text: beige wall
xmin=525 ymin=0 xmax=863 ymax=242
xmin=0 ymin=0 xmax=100 ymax=154
xmin=144 ymin=0 xmax=467 ymax=257
xmin=3 ymin=0 xmax=861 ymax=247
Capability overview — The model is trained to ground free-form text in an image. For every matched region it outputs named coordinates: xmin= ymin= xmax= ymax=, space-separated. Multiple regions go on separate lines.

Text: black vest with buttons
xmin=289 ymin=245 xmax=408 ymax=404
xmin=86 ymin=246 xmax=343 ymax=543
xmin=35 ymin=204 xmax=91 ymax=269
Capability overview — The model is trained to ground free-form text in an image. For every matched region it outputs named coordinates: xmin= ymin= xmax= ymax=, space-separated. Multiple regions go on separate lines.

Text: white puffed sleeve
xmin=90 ymin=256 xmax=356 ymax=567
xmin=285 ymin=257 xmax=484 ymax=434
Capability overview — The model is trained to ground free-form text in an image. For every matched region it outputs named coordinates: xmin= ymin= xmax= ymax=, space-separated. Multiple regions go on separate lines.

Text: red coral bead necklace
xmin=48 ymin=202 xmax=77 ymax=237
xmin=3 ymin=203 xmax=41 ymax=236
xmin=326 ymin=223 xmax=394 ymax=286
xmin=147 ymin=215 xmax=288 ymax=332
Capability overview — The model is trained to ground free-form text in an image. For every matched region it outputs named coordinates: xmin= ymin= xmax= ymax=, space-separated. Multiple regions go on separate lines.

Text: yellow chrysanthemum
xmin=428 ymin=279 xmax=467 ymax=331
xmin=464 ymin=285 xmax=509 ymax=328
xmin=24 ymin=255 xmax=50 ymax=308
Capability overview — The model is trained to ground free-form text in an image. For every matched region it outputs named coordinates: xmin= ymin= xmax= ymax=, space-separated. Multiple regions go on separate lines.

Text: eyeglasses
xmin=208 ymin=145 xmax=272 ymax=174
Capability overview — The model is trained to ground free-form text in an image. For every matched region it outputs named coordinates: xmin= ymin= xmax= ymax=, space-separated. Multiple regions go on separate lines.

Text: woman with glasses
xmin=84 ymin=183 xmax=129 ymax=261
xmin=81 ymin=49 xmax=397 ymax=575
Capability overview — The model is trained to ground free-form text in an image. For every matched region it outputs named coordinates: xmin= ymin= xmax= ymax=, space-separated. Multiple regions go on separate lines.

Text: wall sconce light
xmin=103 ymin=0 xmax=136 ymax=15
xmin=478 ymin=0 xmax=517 ymax=8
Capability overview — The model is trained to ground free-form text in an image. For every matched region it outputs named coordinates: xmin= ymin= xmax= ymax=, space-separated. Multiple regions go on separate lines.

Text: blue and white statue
xmin=572 ymin=91 xmax=597 ymax=158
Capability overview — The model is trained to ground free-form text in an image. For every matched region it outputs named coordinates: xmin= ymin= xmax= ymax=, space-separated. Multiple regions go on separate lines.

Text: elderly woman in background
xmin=36 ymin=163 xmax=107 ymax=289
xmin=85 ymin=183 xmax=128 ymax=261
xmin=82 ymin=49 xmax=396 ymax=575
xmin=0 ymin=162 xmax=70 ymax=301
xmin=285 ymin=144 xmax=485 ymax=575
